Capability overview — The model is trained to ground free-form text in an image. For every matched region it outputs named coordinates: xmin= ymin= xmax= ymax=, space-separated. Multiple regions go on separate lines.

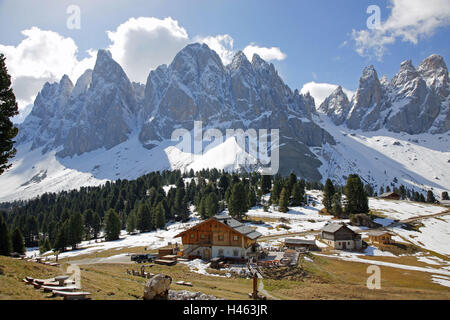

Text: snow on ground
xmin=369 ymin=199 xmax=447 ymax=220
xmin=312 ymin=253 xmax=450 ymax=277
xmin=27 ymin=218 xmax=201 ymax=259
xmin=313 ymin=114 xmax=450 ymax=199
xmin=431 ymin=275 xmax=450 ymax=288
xmin=179 ymin=259 xmax=228 ymax=278
xmin=392 ymin=215 xmax=450 ymax=256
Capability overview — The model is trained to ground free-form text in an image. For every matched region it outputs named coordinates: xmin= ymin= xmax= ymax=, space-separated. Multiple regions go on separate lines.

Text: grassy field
xmin=1 ymin=247 xmax=449 ymax=300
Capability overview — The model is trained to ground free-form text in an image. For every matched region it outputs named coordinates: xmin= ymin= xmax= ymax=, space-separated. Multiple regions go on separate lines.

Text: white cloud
xmin=243 ymin=44 xmax=287 ymax=62
xmin=300 ymin=81 xmax=355 ymax=106
xmin=107 ymin=17 xmax=190 ymax=83
xmin=194 ymin=34 xmax=235 ymax=65
xmin=1 ymin=17 xmax=288 ymax=123
xmin=0 ymin=27 xmax=96 ymax=115
xmin=352 ymin=0 xmax=450 ymax=60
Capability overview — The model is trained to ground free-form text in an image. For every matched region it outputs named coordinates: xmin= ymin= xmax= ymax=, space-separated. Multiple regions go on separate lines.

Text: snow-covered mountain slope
xmin=0 ymin=133 xmax=257 ymax=202
xmin=311 ymin=113 xmax=450 ymax=197
xmin=1 ymin=44 xmax=449 ymax=202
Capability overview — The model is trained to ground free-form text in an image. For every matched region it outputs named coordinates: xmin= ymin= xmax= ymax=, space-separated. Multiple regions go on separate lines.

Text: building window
xmin=233 ymin=235 xmax=238 ymax=241
xmin=200 ymin=234 xmax=205 ymax=239
xmin=218 ymin=249 xmax=224 ymax=256
xmin=190 ymin=234 xmax=194 ymax=239
xmin=218 ymin=235 xmax=224 ymax=241
xmin=233 ymin=249 xmax=239 ymax=256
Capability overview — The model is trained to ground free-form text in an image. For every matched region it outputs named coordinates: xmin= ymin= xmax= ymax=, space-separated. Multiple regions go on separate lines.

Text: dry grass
xmin=0 ymin=256 xmax=62 ymax=300
xmin=263 ymin=254 xmax=450 ymax=300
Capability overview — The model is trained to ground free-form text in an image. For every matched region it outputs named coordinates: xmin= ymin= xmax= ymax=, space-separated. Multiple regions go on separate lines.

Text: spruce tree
xmin=228 ymin=183 xmax=248 ymax=220
xmin=205 ymin=192 xmax=219 ymax=218
xmin=0 ymin=54 xmax=19 ymax=175
xmin=278 ymin=187 xmax=290 ymax=213
xmin=154 ymin=202 xmax=166 ymax=229
xmin=92 ymin=212 xmax=101 ymax=240
xmin=68 ymin=212 xmax=84 ymax=249
xmin=322 ymin=179 xmax=335 ymax=212
xmin=11 ymin=227 xmax=25 ymax=254
xmin=126 ymin=211 xmax=137 ymax=233
xmin=260 ymin=175 xmax=272 ymax=194
xmin=0 ymin=216 xmax=11 ymax=256
xmin=270 ymin=180 xmax=283 ymax=204
xmin=344 ymin=174 xmax=369 ymax=215
xmin=104 ymin=209 xmax=121 ymax=241
xmin=137 ymin=202 xmax=152 ymax=232
xmin=426 ymin=190 xmax=436 ymax=203
xmin=331 ymin=193 xmax=343 ymax=217
xmin=291 ymin=182 xmax=304 ymax=206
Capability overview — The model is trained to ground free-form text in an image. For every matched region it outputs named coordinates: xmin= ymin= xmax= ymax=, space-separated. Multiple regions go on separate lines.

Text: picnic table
xmin=54 ymin=275 xmax=69 ymax=286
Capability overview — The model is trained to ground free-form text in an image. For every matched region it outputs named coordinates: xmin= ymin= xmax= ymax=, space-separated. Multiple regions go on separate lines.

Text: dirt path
xmin=256 ymin=274 xmax=280 ymax=300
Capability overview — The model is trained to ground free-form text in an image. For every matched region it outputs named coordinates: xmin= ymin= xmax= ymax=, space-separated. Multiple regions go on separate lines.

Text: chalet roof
xmin=322 ymin=223 xmax=347 ymax=233
xmin=285 ymin=238 xmax=316 ymax=245
xmin=214 ymin=215 xmax=262 ymax=240
xmin=379 ymin=192 xmax=400 ymax=198
xmin=367 ymin=230 xmax=391 ymax=236
xmin=174 ymin=215 xmax=262 ymax=240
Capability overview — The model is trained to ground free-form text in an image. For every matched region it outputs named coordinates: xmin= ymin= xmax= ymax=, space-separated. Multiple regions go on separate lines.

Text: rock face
xmin=322 ymin=54 xmax=450 ymax=134
xmin=17 ymin=43 xmax=335 ymax=181
xmin=143 ymin=274 xmax=172 ymax=300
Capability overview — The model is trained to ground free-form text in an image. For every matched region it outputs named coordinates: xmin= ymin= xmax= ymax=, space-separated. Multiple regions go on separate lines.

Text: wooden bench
xmin=42 ymin=285 xmax=79 ymax=293
xmin=154 ymin=259 xmax=176 ymax=266
xmin=175 ymin=281 xmax=193 ymax=287
xmin=52 ymin=290 xmax=91 ymax=300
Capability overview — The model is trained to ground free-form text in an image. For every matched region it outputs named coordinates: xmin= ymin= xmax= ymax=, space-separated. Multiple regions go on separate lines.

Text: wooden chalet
xmin=367 ymin=230 xmax=393 ymax=244
xmin=284 ymin=238 xmax=319 ymax=251
xmin=378 ymin=191 xmax=401 ymax=200
xmin=319 ymin=223 xmax=362 ymax=250
xmin=175 ymin=215 xmax=262 ymax=261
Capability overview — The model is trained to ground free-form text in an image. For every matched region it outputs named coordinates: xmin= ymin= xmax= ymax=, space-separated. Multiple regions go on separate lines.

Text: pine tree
xmin=0 ymin=54 xmax=19 ymax=176
xmin=260 ymin=175 xmax=272 ymax=194
xmin=270 ymin=180 xmax=283 ymax=204
xmin=104 ymin=209 xmax=121 ymax=241
xmin=228 ymin=183 xmax=248 ymax=220
xmin=11 ymin=227 xmax=25 ymax=254
xmin=247 ymin=187 xmax=257 ymax=209
xmin=344 ymin=174 xmax=369 ymax=215
xmin=137 ymin=202 xmax=153 ymax=232
xmin=278 ymin=187 xmax=289 ymax=213
xmin=53 ymin=222 xmax=68 ymax=252
xmin=68 ymin=212 xmax=84 ymax=249
xmin=92 ymin=212 xmax=101 ymax=240
xmin=0 ymin=216 xmax=11 ymax=256
xmin=322 ymin=179 xmax=335 ymax=212
xmin=126 ymin=211 xmax=137 ymax=233
xmin=331 ymin=193 xmax=343 ymax=217
xmin=205 ymin=192 xmax=219 ymax=218
xmin=154 ymin=202 xmax=166 ymax=229
xmin=442 ymin=191 xmax=449 ymax=201
xmin=291 ymin=182 xmax=304 ymax=206
xmin=426 ymin=190 xmax=436 ymax=203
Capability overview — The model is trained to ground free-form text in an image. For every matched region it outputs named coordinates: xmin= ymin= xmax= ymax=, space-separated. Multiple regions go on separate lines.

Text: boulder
xmin=143 ymin=274 xmax=172 ymax=300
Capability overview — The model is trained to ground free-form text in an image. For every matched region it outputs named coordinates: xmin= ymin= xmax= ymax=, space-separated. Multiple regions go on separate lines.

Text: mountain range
xmin=1 ymin=43 xmax=449 ymax=202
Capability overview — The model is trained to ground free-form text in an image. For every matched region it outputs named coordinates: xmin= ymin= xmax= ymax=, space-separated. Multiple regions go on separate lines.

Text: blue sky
xmin=1 ymin=0 xmax=449 ymax=118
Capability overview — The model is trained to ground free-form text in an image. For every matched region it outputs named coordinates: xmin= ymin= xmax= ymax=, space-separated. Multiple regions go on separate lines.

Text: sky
xmin=1 ymin=0 xmax=449 ymax=122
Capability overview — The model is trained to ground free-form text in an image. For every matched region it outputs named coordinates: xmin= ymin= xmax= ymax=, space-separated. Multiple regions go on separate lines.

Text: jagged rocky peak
xmin=391 ymin=59 xmax=420 ymax=88
xmin=417 ymin=54 xmax=449 ymax=95
xmin=319 ymin=86 xmax=351 ymax=125
xmin=71 ymin=69 xmax=92 ymax=97
xmin=171 ymin=43 xmax=224 ymax=75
